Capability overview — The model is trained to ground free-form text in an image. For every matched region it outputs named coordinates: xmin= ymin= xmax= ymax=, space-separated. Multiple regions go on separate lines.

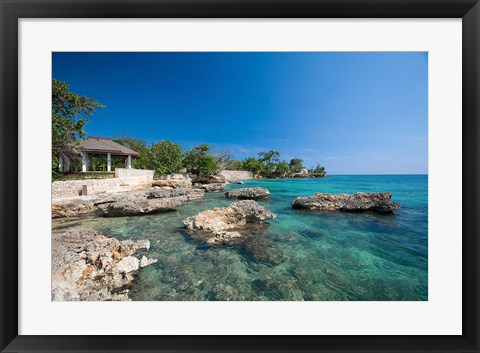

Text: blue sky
xmin=52 ymin=52 xmax=428 ymax=174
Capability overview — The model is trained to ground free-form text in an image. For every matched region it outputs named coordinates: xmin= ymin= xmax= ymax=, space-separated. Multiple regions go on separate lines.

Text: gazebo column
xmin=127 ymin=155 xmax=132 ymax=169
xmin=82 ymin=152 xmax=88 ymax=172
xmin=58 ymin=154 xmax=63 ymax=172
xmin=107 ymin=153 xmax=112 ymax=172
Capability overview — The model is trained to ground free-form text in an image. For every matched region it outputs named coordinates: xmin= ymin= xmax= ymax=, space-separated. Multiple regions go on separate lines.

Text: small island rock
xmin=225 ymin=187 xmax=270 ymax=200
xmin=97 ymin=196 xmax=187 ymax=217
xmin=147 ymin=188 xmax=204 ymax=200
xmin=198 ymin=183 xmax=227 ymax=192
xmin=191 ymin=175 xmax=226 ymax=184
xmin=291 ymin=192 xmax=400 ymax=214
xmin=183 ymin=200 xmax=276 ymax=244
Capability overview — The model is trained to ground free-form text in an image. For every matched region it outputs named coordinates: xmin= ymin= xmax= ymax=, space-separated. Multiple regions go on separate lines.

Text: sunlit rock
xmin=292 ymin=192 xmax=400 ymax=214
xmin=224 ymin=187 xmax=270 ymax=200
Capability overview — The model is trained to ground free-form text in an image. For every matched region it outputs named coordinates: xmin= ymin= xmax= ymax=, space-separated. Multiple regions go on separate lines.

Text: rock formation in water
xmin=224 ymin=187 xmax=270 ymax=200
xmin=191 ymin=175 xmax=226 ymax=184
xmin=52 ymin=199 xmax=97 ymax=218
xmin=147 ymin=188 xmax=204 ymax=200
xmin=291 ymin=192 xmax=400 ymax=214
xmin=52 ymin=228 xmax=157 ymax=301
xmin=96 ymin=196 xmax=187 ymax=217
xmin=197 ymin=183 xmax=227 ymax=192
xmin=52 ymin=188 xmax=204 ymax=218
xmin=183 ymin=200 xmax=276 ymax=244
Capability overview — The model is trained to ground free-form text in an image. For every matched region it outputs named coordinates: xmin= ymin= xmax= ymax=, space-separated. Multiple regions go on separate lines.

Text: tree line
xmin=111 ymin=136 xmax=327 ymax=178
xmin=111 ymin=136 xmax=234 ymax=177
xmin=52 ymin=78 xmax=326 ymax=178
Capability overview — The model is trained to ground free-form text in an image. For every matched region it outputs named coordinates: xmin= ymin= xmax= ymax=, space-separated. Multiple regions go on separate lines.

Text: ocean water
xmin=52 ymin=175 xmax=428 ymax=301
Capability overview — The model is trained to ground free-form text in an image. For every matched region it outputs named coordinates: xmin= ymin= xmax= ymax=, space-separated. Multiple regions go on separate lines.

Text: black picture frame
xmin=1 ymin=0 xmax=478 ymax=352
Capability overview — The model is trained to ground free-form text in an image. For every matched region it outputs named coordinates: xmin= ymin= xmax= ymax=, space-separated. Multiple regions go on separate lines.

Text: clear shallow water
xmin=52 ymin=175 xmax=428 ymax=301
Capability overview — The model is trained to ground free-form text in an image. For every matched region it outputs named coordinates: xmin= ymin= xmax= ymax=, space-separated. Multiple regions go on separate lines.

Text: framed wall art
xmin=1 ymin=0 xmax=478 ymax=352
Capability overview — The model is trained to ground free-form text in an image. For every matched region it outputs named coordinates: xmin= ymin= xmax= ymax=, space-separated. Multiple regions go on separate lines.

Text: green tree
xmin=113 ymin=133 xmax=148 ymax=154
xmin=184 ymin=144 xmax=217 ymax=176
xmin=226 ymin=159 xmax=244 ymax=170
xmin=275 ymin=161 xmax=290 ymax=177
xmin=90 ymin=155 xmax=107 ymax=171
xmin=258 ymin=150 xmax=280 ymax=176
xmin=289 ymin=158 xmax=304 ymax=172
xmin=242 ymin=157 xmax=264 ymax=175
xmin=313 ymin=164 xmax=326 ymax=175
xmin=52 ymin=154 xmax=65 ymax=180
xmin=148 ymin=140 xmax=183 ymax=176
xmin=113 ymin=133 xmax=150 ymax=169
xmin=52 ymin=79 xmax=105 ymax=167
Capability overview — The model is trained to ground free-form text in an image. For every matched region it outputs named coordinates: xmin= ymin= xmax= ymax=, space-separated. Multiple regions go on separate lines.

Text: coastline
xmin=52 ymin=174 xmax=427 ymax=301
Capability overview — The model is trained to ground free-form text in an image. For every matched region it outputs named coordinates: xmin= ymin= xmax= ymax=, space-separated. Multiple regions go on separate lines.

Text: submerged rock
xmin=198 ymin=183 xmax=227 ymax=192
xmin=212 ymin=283 xmax=249 ymax=301
xmin=52 ymin=228 xmax=157 ymax=301
xmin=183 ymin=200 xmax=276 ymax=244
xmin=291 ymin=192 xmax=400 ymax=214
xmin=224 ymin=187 xmax=270 ymax=200
xmin=243 ymin=235 xmax=286 ymax=265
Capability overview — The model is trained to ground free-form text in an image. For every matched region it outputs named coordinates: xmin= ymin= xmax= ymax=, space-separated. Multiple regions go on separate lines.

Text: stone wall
xmin=52 ymin=169 xmax=154 ymax=199
xmin=115 ymin=168 xmax=154 ymax=179
xmin=219 ymin=170 xmax=254 ymax=181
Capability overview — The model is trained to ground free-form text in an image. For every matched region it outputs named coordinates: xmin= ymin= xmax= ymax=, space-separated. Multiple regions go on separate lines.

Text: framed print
xmin=1 ymin=0 xmax=479 ymax=352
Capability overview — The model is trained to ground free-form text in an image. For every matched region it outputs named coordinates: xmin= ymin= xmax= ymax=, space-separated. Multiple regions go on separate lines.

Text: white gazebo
xmin=58 ymin=137 xmax=139 ymax=172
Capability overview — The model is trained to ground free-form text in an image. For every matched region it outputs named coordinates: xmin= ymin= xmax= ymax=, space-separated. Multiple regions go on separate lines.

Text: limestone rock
xmin=151 ymin=179 xmax=192 ymax=189
xmin=52 ymin=199 xmax=98 ymax=218
xmin=52 ymin=187 xmax=198 ymax=219
xmin=225 ymin=187 xmax=270 ymax=200
xmin=191 ymin=175 xmax=226 ymax=184
xmin=147 ymin=188 xmax=204 ymax=200
xmin=198 ymin=183 xmax=227 ymax=192
xmin=183 ymin=200 xmax=276 ymax=244
xmin=51 ymin=228 xmax=156 ymax=301
xmin=97 ymin=196 xmax=187 ymax=217
xmin=116 ymin=256 xmax=140 ymax=273
xmin=140 ymin=255 xmax=157 ymax=268
xmin=291 ymin=192 xmax=400 ymax=214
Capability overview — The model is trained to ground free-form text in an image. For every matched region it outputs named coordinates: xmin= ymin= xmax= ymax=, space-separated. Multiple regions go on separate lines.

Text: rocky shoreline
xmin=52 ymin=228 xmax=157 ymax=301
xmin=252 ymin=172 xmax=326 ymax=179
xmin=52 ymin=187 xmax=204 ymax=218
xmin=52 ymin=175 xmax=402 ymax=300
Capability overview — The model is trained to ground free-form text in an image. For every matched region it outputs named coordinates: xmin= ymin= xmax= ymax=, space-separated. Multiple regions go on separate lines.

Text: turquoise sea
xmin=52 ymin=175 xmax=428 ymax=301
